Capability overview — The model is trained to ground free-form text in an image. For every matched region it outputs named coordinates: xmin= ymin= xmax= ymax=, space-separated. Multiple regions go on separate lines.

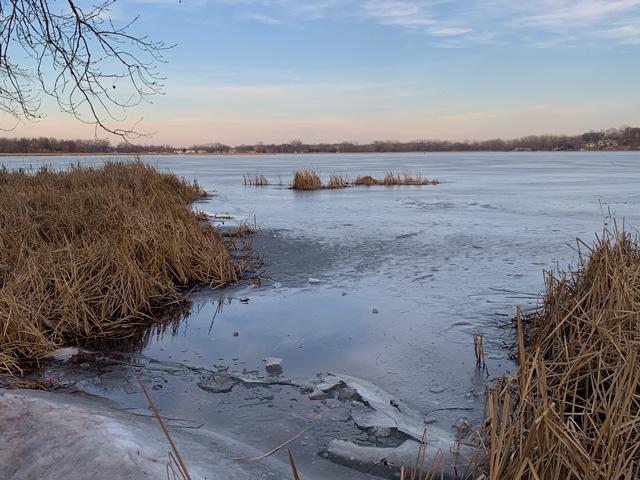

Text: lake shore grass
xmin=483 ymin=228 xmax=640 ymax=479
xmin=0 ymin=160 xmax=252 ymax=373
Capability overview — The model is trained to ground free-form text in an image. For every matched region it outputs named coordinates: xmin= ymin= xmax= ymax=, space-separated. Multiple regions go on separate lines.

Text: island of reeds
xmin=0 ymin=161 xmax=252 ymax=373
xmin=244 ymin=169 xmax=440 ymax=190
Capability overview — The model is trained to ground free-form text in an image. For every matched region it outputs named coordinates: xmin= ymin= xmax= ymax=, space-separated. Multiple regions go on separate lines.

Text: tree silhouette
xmin=0 ymin=0 xmax=169 ymax=139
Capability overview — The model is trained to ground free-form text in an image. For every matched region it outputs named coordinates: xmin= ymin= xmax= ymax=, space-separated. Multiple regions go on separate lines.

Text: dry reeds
xmin=352 ymin=175 xmax=377 ymax=186
xmin=0 ymin=160 xmax=252 ymax=373
xmin=382 ymin=171 xmax=439 ymax=186
xmin=353 ymin=171 xmax=439 ymax=186
xmin=325 ymin=175 xmax=348 ymax=189
xmin=243 ymin=174 xmax=270 ymax=186
xmin=286 ymin=170 xmax=438 ymax=190
xmin=473 ymin=334 xmax=485 ymax=367
xmin=483 ymin=228 xmax=640 ymax=479
xmin=292 ymin=170 xmax=323 ymax=190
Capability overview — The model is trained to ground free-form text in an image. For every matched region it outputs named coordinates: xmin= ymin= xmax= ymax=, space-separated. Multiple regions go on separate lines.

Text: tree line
xmin=1 ymin=126 xmax=639 ymax=155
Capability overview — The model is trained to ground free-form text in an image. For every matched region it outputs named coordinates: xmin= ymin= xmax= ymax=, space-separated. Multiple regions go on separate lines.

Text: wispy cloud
xmin=519 ymin=0 xmax=640 ymax=27
xmin=361 ymin=1 xmax=434 ymax=28
xmin=440 ymin=105 xmax=590 ymax=122
xmin=172 ymin=81 xmax=427 ymax=101
xmin=239 ymin=12 xmax=281 ymax=25
xmin=597 ymin=24 xmax=640 ymax=44
xmin=193 ymin=0 xmax=640 ymax=47
xmin=427 ymin=26 xmax=473 ymax=37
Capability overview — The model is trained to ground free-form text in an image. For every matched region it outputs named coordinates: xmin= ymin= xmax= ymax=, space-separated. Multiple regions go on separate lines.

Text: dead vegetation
xmin=243 ymin=170 xmax=440 ymax=190
xmin=292 ymin=169 xmax=323 ymax=190
xmin=290 ymin=170 xmax=438 ymax=190
xmin=243 ymin=174 xmax=270 ymax=186
xmin=352 ymin=175 xmax=377 ymax=186
xmin=0 ymin=160 xmax=253 ymax=373
xmin=354 ymin=171 xmax=439 ymax=186
xmin=325 ymin=175 xmax=348 ymax=189
xmin=483 ymin=228 xmax=640 ymax=479
xmin=381 ymin=171 xmax=439 ymax=186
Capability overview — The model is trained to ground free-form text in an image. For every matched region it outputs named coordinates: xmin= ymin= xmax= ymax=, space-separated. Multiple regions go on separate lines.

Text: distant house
xmin=585 ymin=140 xmax=618 ymax=150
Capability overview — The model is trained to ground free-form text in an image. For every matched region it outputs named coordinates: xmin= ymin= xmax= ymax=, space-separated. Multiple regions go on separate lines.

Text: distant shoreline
xmin=0 ymin=149 xmax=636 ymax=157
xmin=1 ymin=125 xmax=638 ymax=155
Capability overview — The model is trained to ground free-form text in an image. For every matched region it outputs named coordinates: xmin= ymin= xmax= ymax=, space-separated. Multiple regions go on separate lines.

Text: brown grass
xmin=381 ymin=171 xmax=440 ymax=185
xmin=325 ymin=175 xmax=348 ymax=189
xmin=0 ymin=160 xmax=252 ymax=373
xmin=352 ymin=175 xmax=377 ymax=186
xmin=483 ymin=228 xmax=640 ymax=479
xmin=243 ymin=174 xmax=270 ymax=186
xmin=353 ymin=171 xmax=439 ymax=186
xmin=292 ymin=170 xmax=323 ymax=190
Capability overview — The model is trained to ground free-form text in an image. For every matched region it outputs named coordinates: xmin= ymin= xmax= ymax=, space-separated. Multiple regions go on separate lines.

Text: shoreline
xmin=0 ymin=149 xmax=636 ymax=158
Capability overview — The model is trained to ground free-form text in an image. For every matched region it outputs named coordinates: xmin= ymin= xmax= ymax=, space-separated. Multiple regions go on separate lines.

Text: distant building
xmin=585 ymin=140 xmax=618 ymax=150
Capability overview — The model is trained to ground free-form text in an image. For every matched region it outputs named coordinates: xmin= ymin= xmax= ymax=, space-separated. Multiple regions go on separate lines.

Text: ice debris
xmin=264 ymin=357 xmax=283 ymax=375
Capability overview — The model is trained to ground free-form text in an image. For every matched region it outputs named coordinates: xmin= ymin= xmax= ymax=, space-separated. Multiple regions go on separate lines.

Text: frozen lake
xmin=4 ymin=151 xmax=640 ymax=478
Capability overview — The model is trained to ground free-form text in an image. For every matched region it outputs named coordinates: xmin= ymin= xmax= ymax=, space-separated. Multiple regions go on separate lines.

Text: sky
xmin=4 ymin=0 xmax=640 ymax=145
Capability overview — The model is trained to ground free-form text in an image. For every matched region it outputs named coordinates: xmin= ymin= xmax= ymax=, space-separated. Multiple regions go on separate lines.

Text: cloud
xmin=597 ymin=24 xmax=640 ymax=44
xmin=520 ymin=0 xmax=640 ymax=27
xmin=239 ymin=12 xmax=281 ymax=25
xmin=361 ymin=1 xmax=434 ymax=28
xmin=427 ymin=26 xmax=473 ymax=37
xmin=171 ymin=81 xmax=425 ymax=101
xmin=440 ymin=105 xmax=590 ymax=122
xmin=123 ymin=0 xmax=640 ymax=47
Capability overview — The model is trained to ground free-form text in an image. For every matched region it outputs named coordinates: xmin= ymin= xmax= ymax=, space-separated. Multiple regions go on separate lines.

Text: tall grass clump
xmin=483 ymin=228 xmax=640 ymax=479
xmin=0 ymin=160 xmax=252 ymax=373
xmin=243 ymin=174 xmax=270 ymax=186
xmin=352 ymin=175 xmax=377 ymax=186
xmin=325 ymin=175 xmax=348 ymax=189
xmin=381 ymin=171 xmax=439 ymax=186
xmin=352 ymin=171 xmax=439 ymax=186
xmin=292 ymin=170 xmax=323 ymax=190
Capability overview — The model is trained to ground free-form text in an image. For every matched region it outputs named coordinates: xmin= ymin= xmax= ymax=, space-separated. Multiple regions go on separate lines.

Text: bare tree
xmin=0 ymin=0 xmax=169 ymax=138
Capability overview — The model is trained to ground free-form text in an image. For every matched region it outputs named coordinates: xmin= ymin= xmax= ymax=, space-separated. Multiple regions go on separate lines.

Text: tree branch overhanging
xmin=0 ymin=0 xmax=170 ymax=139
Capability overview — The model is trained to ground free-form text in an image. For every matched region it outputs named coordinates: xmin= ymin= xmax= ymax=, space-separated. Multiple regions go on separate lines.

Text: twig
xmin=134 ymin=370 xmax=191 ymax=480
xmin=234 ymin=431 xmax=304 ymax=462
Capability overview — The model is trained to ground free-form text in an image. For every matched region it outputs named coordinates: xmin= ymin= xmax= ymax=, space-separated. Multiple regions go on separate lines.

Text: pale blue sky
xmin=11 ymin=0 xmax=640 ymax=144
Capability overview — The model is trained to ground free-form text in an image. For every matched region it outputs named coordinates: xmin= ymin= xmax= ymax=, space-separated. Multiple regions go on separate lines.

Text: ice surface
xmin=4 ymin=152 xmax=640 ymax=478
xmin=0 ymin=389 xmax=306 ymax=480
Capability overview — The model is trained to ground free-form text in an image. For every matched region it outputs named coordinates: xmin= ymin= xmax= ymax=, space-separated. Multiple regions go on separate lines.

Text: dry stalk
xmin=135 ymin=371 xmax=191 ymax=480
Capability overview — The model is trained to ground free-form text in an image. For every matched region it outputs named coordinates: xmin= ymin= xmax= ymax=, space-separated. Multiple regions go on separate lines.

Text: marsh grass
xmin=0 ymin=160 xmax=253 ymax=373
xmin=483 ymin=228 xmax=640 ymax=479
xmin=243 ymin=174 xmax=270 ymax=186
xmin=353 ymin=171 xmax=439 ymax=186
xmin=292 ymin=170 xmax=323 ymax=190
xmin=381 ymin=171 xmax=439 ymax=186
xmin=352 ymin=175 xmax=377 ymax=186
xmin=288 ymin=170 xmax=439 ymax=190
xmin=325 ymin=175 xmax=348 ymax=189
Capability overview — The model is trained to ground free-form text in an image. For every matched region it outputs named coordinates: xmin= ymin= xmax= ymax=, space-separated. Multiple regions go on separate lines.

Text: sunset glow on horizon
xmin=3 ymin=0 xmax=640 ymax=145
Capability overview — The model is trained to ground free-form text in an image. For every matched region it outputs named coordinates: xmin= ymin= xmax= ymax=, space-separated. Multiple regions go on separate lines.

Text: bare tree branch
xmin=0 ymin=0 xmax=170 ymax=139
